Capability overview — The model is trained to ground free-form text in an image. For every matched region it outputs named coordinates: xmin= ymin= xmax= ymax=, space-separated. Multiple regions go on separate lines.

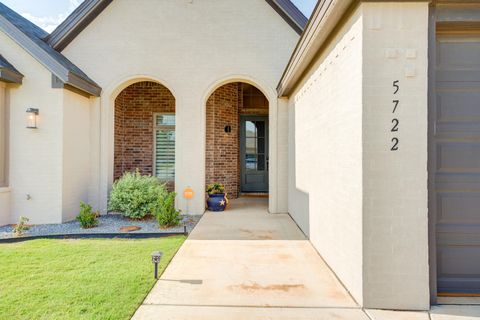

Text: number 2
xmin=391 ymin=138 xmax=399 ymax=151
xmin=393 ymin=80 xmax=399 ymax=94
xmin=391 ymin=119 xmax=399 ymax=132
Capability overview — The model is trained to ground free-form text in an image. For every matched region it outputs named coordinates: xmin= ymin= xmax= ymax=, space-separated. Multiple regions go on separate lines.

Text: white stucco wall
xmin=362 ymin=2 xmax=429 ymax=310
xmin=0 ymin=83 xmax=6 ymax=188
xmin=0 ymin=31 xmax=65 ymax=224
xmin=287 ymin=104 xmax=309 ymax=236
xmin=287 ymin=2 xmax=430 ymax=310
xmin=62 ymin=0 xmax=299 ymax=214
xmin=0 ymin=187 xmax=10 ymax=226
xmin=288 ymin=7 xmax=364 ymax=304
xmin=0 ymin=83 xmax=9 ymax=226
xmin=62 ymin=90 xmax=92 ymax=221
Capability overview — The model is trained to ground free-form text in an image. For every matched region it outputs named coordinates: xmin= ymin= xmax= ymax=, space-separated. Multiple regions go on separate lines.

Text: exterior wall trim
xmin=277 ymin=0 xmax=432 ymax=97
xmin=48 ymin=0 xmax=306 ymax=51
xmin=0 ymin=68 xmax=23 ymax=84
xmin=46 ymin=0 xmax=114 ymax=51
xmin=428 ymin=3 xmax=438 ymax=305
xmin=0 ymin=13 xmax=100 ymax=96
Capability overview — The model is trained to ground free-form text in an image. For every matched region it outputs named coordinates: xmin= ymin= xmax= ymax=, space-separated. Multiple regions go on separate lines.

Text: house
xmin=0 ymin=0 xmax=478 ymax=312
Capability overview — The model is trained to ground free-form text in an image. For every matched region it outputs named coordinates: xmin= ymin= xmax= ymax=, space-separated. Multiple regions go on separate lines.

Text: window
xmin=154 ymin=113 xmax=175 ymax=182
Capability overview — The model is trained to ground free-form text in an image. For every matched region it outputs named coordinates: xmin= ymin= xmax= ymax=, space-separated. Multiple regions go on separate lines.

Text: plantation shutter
xmin=155 ymin=114 xmax=175 ymax=181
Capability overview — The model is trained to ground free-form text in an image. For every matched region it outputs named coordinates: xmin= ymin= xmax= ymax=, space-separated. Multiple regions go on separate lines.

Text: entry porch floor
xmin=133 ymin=198 xmax=480 ymax=320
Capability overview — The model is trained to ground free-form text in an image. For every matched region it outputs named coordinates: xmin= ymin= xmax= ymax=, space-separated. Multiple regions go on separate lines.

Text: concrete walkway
xmin=133 ymin=198 xmax=480 ymax=320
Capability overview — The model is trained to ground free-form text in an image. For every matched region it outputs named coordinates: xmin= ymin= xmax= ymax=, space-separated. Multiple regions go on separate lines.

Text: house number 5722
xmin=391 ymin=80 xmax=400 ymax=151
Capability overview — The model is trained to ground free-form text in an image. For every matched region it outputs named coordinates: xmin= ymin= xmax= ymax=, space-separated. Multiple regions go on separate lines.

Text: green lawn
xmin=0 ymin=236 xmax=185 ymax=320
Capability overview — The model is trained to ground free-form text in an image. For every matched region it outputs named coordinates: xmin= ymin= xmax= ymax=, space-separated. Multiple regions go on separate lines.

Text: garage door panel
xmin=437 ymin=71 xmax=480 ymax=82
xmin=437 ymin=192 xmax=480 ymax=224
xmin=437 ymin=38 xmax=480 ymax=69
xmin=436 ymin=90 xmax=480 ymax=124
xmin=437 ymin=142 xmax=480 ymax=172
xmin=434 ymin=32 xmax=480 ymax=294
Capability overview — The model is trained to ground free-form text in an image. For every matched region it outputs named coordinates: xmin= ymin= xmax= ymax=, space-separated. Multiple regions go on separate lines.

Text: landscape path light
xmin=151 ymin=251 xmax=163 ymax=279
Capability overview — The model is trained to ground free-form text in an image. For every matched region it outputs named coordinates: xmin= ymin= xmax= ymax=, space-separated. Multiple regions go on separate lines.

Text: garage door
xmin=434 ymin=31 xmax=480 ymax=294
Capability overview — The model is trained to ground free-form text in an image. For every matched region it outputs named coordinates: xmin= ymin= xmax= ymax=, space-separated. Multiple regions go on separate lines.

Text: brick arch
xmin=114 ymin=81 xmax=175 ymax=185
xmin=205 ymin=82 xmax=269 ymax=198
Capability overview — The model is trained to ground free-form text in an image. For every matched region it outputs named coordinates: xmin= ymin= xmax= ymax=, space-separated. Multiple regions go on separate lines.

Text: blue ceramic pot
xmin=207 ymin=193 xmax=227 ymax=212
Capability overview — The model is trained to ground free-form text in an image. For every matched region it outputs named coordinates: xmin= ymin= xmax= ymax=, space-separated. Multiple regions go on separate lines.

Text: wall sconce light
xmin=151 ymin=251 xmax=163 ymax=279
xmin=26 ymin=108 xmax=39 ymax=129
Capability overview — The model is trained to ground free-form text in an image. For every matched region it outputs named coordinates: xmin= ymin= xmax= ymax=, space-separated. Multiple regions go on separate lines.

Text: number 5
xmin=393 ymin=80 xmax=399 ymax=94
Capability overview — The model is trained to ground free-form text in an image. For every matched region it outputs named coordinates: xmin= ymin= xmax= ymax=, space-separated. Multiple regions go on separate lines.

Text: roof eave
xmin=67 ymin=71 xmax=102 ymax=97
xmin=265 ymin=0 xmax=308 ymax=35
xmin=0 ymin=14 xmax=101 ymax=97
xmin=48 ymin=0 xmax=306 ymax=51
xmin=277 ymin=0 xmax=356 ymax=97
xmin=52 ymin=72 xmax=101 ymax=97
xmin=47 ymin=0 xmax=112 ymax=51
xmin=0 ymin=67 xmax=23 ymax=84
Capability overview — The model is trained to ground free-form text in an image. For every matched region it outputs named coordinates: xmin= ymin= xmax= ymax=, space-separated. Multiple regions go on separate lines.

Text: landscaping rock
xmin=0 ymin=214 xmax=201 ymax=239
xmin=120 ymin=226 xmax=142 ymax=232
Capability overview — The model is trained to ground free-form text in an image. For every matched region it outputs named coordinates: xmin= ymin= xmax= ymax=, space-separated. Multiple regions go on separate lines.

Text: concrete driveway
xmin=132 ymin=198 xmax=480 ymax=320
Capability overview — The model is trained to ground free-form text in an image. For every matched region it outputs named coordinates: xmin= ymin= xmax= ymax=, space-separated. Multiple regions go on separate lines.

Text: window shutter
xmin=155 ymin=114 xmax=175 ymax=181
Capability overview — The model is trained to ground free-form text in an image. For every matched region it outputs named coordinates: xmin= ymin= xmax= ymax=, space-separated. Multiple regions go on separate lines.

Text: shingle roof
xmin=0 ymin=54 xmax=23 ymax=83
xmin=0 ymin=2 xmax=101 ymax=96
xmin=46 ymin=0 xmax=308 ymax=51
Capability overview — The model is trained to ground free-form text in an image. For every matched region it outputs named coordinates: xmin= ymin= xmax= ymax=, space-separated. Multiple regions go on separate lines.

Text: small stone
xmin=119 ymin=226 xmax=141 ymax=232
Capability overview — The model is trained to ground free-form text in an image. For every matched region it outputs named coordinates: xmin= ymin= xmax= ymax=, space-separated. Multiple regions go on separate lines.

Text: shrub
xmin=76 ymin=202 xmax=99 ymax=229
xmin=206 ymin=183 xmax=225 ymax=195
xmin=154 ymin=192 xmax=181 ymax=228
xmin=12 ymin=216 xmax=30 ymax=237
xmin=108 ymin=170 xmax=168 ymax=219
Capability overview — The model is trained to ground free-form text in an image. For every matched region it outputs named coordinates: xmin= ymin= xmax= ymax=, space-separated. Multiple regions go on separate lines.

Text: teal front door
xmin=240 ymin=116 xmax=269 ymax=192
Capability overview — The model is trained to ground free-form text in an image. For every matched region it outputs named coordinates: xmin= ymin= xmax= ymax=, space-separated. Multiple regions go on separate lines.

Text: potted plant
xmin=206 ymin=183 xmax=227 ymax=212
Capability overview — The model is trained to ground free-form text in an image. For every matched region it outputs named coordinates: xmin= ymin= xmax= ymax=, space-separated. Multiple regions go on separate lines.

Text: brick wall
xmin=205 ymin=83 xmax=268 ymax=198
xmin=114 ymin=81 xmax=175 ymax=187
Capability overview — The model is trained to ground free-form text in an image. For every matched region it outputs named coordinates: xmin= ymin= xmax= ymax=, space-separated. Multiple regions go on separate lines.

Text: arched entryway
xmin=205 ymin=82 xmax=269 ymax=199
xmin=114 ymin=81 xmax=176 ymax=190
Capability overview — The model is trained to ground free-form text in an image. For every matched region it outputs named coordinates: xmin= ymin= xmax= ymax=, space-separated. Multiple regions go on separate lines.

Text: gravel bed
xmin=0 ymin=213 xmax=201 ymax=239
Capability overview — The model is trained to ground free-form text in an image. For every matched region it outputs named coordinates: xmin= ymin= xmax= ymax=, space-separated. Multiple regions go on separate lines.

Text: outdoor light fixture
xmin=151 ymin=251 xmax=163 ymax=279
xmin=26 ymin=108 xmax=39 ymax=129
xmin=183 ymin=187 xmax=194 ymax=215
xmin=183 ymin=187 xmax=194 ymax=200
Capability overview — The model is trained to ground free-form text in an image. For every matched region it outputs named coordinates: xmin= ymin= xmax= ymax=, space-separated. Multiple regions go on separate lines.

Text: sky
xmin=0 ymin=0 xmax=317 ymax=33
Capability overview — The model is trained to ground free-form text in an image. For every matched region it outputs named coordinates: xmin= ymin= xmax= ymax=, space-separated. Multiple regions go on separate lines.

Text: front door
xmin=240 ymin=116 xmax=269 ymax=192
xmin=433 ymin=31 xmax=480 ymax=294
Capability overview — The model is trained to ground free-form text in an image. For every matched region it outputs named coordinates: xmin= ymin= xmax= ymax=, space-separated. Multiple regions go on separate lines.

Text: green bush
xmin=154 ymin=192 xmax=181 ymax=228
xmin=108 ymin=170 xmax=167 ymax=219
xmin=76 ymin=202 xmax=99 ymax=229
xmin=12 ymin=216 xmax=30 ymax=237
xmin=206 ymin=182 xmax=225 ymax=195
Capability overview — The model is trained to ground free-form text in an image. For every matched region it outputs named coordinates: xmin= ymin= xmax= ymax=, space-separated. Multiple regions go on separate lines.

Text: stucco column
xmin=276 ymin=97 xmax=289 ymax=213
xmin=361 ymin=2 xmax=430 ymax=310
xmin=176 ymin=94 xmax=205 ymax=215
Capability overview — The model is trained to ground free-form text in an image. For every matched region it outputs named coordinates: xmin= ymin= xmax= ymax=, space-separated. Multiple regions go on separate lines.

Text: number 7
xmin=393 ymin=100 xmax=399 ymax=113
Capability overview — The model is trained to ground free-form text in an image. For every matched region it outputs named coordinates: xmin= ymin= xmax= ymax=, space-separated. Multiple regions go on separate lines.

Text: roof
xmin=0 ymin=2 xmax=101 ymax=96
xmin=0 ymin=54 xmax=23 ymax=83
xmin=277 ymin=0 xmax=355 ymax=97
xmin=47 ymin=0 xmax=308 ymax=51
xmin=265 ymin=0 xmax=308 ymax=35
